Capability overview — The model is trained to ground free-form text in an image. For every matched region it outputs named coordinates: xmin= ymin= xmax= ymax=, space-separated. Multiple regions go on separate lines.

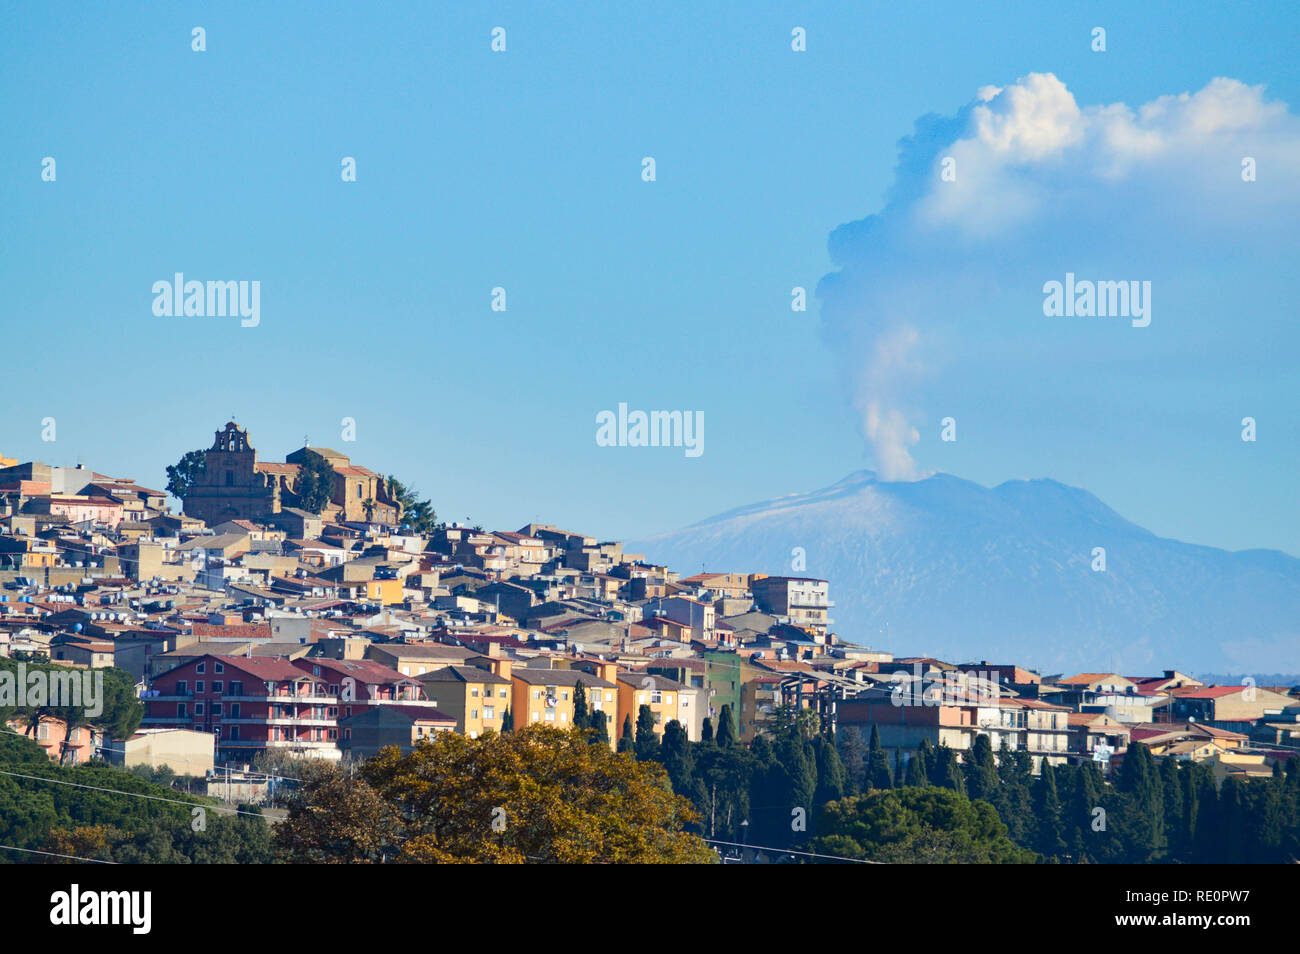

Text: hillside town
xmin=3 ymin=420 xmax=1297 ymax=796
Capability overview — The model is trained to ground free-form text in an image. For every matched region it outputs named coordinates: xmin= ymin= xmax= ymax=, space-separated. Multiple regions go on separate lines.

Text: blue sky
xmin=1 ymin=1 xmax=1297 ymax=555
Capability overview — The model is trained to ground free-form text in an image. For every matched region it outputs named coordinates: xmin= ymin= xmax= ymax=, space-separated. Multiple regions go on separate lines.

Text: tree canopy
xmin=275 ymin=726 xmax=715 ymax=864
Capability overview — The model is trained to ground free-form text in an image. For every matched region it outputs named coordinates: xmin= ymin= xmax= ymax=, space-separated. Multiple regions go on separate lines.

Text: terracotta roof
xmin=1178 ymin=686 xmax=1247 ymax=699
xmin=1057 ymin=672 xmax=1123 ymax=685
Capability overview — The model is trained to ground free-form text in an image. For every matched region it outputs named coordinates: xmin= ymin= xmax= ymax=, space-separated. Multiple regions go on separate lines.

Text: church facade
xmin=181 ymin=422 xmax=401 ymax=527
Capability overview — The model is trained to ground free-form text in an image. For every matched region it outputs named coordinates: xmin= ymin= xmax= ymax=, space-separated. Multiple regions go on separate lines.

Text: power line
xmin=703 ymin=837 xmax=879 ymax=864
xmin=0 ymin=843 xmax=116 ymax=864
xmin=0 ymin=767 xmax=269 ymax=819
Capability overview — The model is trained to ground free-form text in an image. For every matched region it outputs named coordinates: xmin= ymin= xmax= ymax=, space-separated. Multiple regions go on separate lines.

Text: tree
xmin=963 ymin=735 xmax=999 ymax=804
xmin=572 ymin=681 xmax=590 ymax=731
xmin=813 ymin=734 xmax=847 ymax=807
xmin=635 ymin=704 xmax=660 ymax=760
xmin=929 ymin=743 xmax=964 ymax=795
xmin=1032 ymin=760 xmax=1065 ymax=858
xmin=501 ymin=707 xmax=513 ymax=732
xmin=278 ymin=726 xmax=715 ymax=863
xmin=618 ymin=714 xmax=635 ymax=754
xmin=700 ymin=717 xmax=714 ymax=743
xmin=387 ymin=476 xmax=438 ymax=534
xmin=903 ymin=751 xmax=928 ymax=787
xmin=813 ymin=787 xmax=1035 ymax=863
xmin=866 ymin=725 xmax=893 ymax=790
xmin=165 ymin=449 xmax=207 ymax=501
xmin=660 ymin=720 xmax=693 ymax=789
xmin=715 ymin=705 xmax=736 ymax=748
xmin=1115 ymin=742 xmax=1165 ymax=861
xmin=837 ymin=725 xmax=869 ymax=793
xmin=589 ymin=709 xmax=609 ymax=746
xmin=294 ymin=454 xmax=336 ymax=515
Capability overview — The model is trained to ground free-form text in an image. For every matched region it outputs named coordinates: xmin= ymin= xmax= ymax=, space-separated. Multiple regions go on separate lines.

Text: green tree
xmin=963 ymin=735 xmax=999 ymax=803
xmin=715 ymin=705 xmax=737 ymax=748
xmin=635 ymin=704 xmax=660 ymax=760
xmin=589 ymin=709 xmax=609 ymax=746
xmin=387 ymin=476 xmax=438 ymax=534
xmin=572 ymin=681 xmax=590 ymax=731
xmin=1115 ymin=742 xmax=1165 ymax=861
xmin=165 ymin=449 xmax=207 ymax=500
xmin=1032 ymin=760 xmax=1065 ymax=858
xmin=866 ymin=725 xmax=893 ymax=790
xmin=813 ymin=787 xmax=1035 ymax=863
xmin=618 ymin=714 xmax=635 ymax=754
xmin=295 ymin=454 xmax=336 ymax=515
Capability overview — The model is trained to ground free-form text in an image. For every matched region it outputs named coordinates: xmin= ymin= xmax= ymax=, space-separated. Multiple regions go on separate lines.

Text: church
xmin=181 ymin=422 xmax=402 ymax=527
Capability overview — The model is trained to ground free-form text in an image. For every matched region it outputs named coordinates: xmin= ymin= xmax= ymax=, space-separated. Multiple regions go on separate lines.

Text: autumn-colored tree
xmin=276 ymin=727 xmax=716 ymax=864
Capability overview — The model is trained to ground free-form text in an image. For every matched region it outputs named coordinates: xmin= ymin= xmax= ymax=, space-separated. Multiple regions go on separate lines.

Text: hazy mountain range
xmin=628 ymin=471 xmax=1300 ymax=675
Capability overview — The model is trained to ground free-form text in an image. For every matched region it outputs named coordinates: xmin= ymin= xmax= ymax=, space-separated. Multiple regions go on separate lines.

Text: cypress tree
xmin=618 ymin=713 xmax=635 ymax=753
xmin=716 ymin=705 xmax=737 ymax=748
xmin=589 ymin=708 xmax=610 ymax=746
xmin=1033 ymin=759 xmax=1065 ymax=859
xmin=903 ymin=750 xmax=928 ymax=787
xmin=1159 ymin=756 xmax=1184 ymax=857
xmin=813 ymin=734 xmax=847 ymax=807
xmin=866 ymin=725 xmax=893 ymax=790
xmin=1116 ymin=742 xmax=1165 ymax=861
xmin=635 ymin=704 xmax=660 ymax=759
xmin=572 ymin=681 xmax=589 ymax=731
xmin=964 ymin=734 xmax=999 ymax=803
xmin=913 ymin=738 xmax=934 ymax=786
xmin=700 ymin=716 xmax=714 ymax=743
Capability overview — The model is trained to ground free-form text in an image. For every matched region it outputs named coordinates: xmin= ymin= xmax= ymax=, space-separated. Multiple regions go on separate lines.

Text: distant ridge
xmin=629 ymin=471 xmax=1300 ymax=673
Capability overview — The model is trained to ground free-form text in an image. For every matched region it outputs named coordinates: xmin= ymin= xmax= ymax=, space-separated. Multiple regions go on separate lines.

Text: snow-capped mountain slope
xmin=628 ymin=471 xmax=1300 ymax=674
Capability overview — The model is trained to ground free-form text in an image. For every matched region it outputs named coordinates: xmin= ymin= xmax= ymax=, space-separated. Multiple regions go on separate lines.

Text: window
xmin=213 ymin=681 xmax=223 ymax=693
xmin=471 ymin=688 xmax=479 ymax=697
xmin=214 ymin=662 xmax=224 ymax=674
xmin=229 ymin=681 xmax=242 ymax=695
xmin=212 ymin=703 xmax=222 ymax=716
xmin=196 ymin=663 xmax=206 ymax=674
xmin=485 ymin=706 xmax=495 ymax=720
xmin=231 ymin=704 xmax=240 ymax=718
xmin=177 ymin=703 xmax=187 ymax=718
xmin=195 ymin=681 xmax=204 ymax=693
xmin=177 ymin=681 xmax=187 ymax=695
xmin=195 ymin=703 xmax=204 ymax=715
xmin=471 ymin=709 xmax=478 ymax=719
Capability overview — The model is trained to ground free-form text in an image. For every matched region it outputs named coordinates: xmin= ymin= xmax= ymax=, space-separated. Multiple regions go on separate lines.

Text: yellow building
xmin=418 ymin=663 xmax=513 ymax=738
xmin=617 ymin=672 xmax=700 ymax=742
xmin=511 ymin=664 xmax=618 ymax=746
